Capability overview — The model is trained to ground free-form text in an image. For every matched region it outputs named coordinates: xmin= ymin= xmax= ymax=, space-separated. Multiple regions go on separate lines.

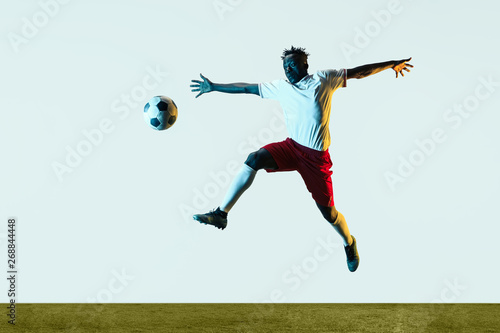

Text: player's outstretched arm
xmin=346 ymin=57 xmax=413 ymax=80
xmin=190 ymin=73 xmax=259 ymax=98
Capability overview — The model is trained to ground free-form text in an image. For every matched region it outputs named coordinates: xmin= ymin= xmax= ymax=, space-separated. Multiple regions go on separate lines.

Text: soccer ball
xmin=143 ymin=96 xmax=178 ymax=131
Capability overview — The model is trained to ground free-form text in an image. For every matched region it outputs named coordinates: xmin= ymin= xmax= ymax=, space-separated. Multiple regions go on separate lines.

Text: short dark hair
xmin=281 ymin=46 xmax=310 ymax=60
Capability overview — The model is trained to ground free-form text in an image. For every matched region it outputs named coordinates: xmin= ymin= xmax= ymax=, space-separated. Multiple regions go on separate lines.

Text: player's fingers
xmin=199 ymin=73 xmax=206 ymax=80
xmin=191 ymin=88 xmax=200 ymax=92
xmin=404 ymin=68 xmax=410 ymax=72
xmin=406 ymin=63 xmax=414 ymax=68
xmin=401 ymin=71 xmax=405 ymax=77
xmin=405 ymin=57 xmax=412 ymax=62
xmin=195 ymin=92 xmax=202 ymax=98
xmin=191 ymin=80 xmax=202 ymax=84
xmin=190 ymin=84 xmax=200 ymax=87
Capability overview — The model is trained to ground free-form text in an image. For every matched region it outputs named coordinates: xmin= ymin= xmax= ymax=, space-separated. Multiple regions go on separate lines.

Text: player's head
xmin=281 ymin=46 xmax=309 ymax=84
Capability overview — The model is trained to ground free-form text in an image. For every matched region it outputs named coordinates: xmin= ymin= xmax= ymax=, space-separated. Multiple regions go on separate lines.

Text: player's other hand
xmin=392 ymin=57 xmax=413 ymax=78
xmin=190 ymin=74 xmax=213 ymax=98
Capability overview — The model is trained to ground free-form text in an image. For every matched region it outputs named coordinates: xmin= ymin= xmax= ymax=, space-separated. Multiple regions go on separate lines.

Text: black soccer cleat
xmin=193 ymin=207 xmax=228 ymax=230
xmin=344 ymin=235 xmax=360 ymax=272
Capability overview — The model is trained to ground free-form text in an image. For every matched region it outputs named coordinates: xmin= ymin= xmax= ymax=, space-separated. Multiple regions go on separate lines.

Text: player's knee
xmin=244 ymin=152 xmax=260 ymax=170
xmin=329 ymin=211 xmax=339 ymax=224
xmin=318 ymin=203 xmax=338 ymax=224
xmin=322 ymin=211 xmax=337 ymax=224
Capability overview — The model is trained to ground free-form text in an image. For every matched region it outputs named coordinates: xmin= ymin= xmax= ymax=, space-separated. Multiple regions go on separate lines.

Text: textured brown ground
xmin=1 ymin=303 xmax=499 ymax=332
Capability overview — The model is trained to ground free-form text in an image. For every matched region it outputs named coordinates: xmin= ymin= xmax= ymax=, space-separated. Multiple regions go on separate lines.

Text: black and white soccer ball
xmin=143 ymin=96 xmax=178 ymax=131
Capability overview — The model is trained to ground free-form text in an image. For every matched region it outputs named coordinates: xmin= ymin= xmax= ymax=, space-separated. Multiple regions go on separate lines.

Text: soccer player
xmin=190 ymin=46 xmax=413 ymax=272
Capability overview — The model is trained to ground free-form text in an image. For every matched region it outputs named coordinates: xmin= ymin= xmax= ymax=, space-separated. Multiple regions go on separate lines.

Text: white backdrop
xmin=1 ymin=0 xmax=499 ymax=303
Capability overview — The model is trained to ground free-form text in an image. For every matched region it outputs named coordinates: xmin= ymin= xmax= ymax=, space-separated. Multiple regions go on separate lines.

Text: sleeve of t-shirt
xmin=323 ymin=69 xmax=347 ymax=90
xmin=258 ymin=79 xmax=282 ymax=100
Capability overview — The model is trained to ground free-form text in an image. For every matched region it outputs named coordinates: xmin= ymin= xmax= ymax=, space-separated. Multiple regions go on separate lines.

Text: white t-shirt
xmin=258 ymin=69 xmax=346 ymax=151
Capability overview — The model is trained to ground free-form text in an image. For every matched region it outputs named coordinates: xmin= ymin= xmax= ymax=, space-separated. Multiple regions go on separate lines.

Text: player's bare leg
xmin=316 ymin=204 xmax=351 ymax=245
xmin=316 ymin=203 xmax=359 ymax=272
xmin=220 ymin=148 xmax=277 ymax=212
xmin=193 ymin=148 xmax=277 ymax=229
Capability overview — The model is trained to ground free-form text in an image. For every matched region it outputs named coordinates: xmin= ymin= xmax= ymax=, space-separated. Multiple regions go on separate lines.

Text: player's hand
xmin=392 ymin=57 xmax=413 ymax=78
xmin=190 ymin=73 xmax=213 ymax=98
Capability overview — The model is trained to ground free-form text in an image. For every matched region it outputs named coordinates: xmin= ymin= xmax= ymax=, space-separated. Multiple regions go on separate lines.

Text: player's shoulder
xmin=316 ymin=69 xmax=343 ymax=78
xmin=272 ymin=78 xmax=286 ymax=85
xmin=261 ymin=78 xmax=285 ymax=88
xmin=315 ymin=69 xmax=346 ymax=87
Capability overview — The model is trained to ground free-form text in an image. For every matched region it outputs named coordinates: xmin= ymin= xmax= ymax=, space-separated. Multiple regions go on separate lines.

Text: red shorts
xmin=262 ymin=138 xmax=334 ymax=207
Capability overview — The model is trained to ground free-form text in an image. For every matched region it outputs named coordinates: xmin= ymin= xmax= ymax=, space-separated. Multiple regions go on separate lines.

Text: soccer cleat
xmin=193 ymin=207 xmax=228 ymax=230
xmin=344 ymin=235 xmax=360 ymax=272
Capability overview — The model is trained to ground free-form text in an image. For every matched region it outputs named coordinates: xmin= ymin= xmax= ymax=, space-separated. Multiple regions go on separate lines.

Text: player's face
xmin=283 ymin=54 xmax=308 ymax=84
